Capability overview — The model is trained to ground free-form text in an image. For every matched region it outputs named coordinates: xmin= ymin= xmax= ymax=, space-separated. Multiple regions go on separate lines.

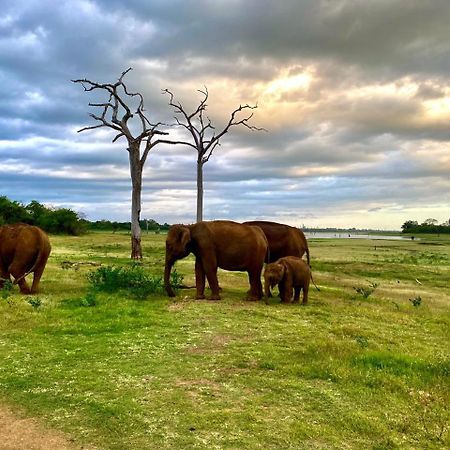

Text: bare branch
xmin=77 ymin=124 xmax=105 ymax=133
xmin=112 ymin=132 xmax=125 ymax=143
xmin=202 ymin=141 xmax=221 ymax=164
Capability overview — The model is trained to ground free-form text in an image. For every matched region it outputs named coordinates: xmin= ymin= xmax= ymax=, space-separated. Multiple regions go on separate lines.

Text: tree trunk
xmin=196 ymin=160 xmax=203 ymax=223
xmin=129 ymin=145 xmax=143 ymax=259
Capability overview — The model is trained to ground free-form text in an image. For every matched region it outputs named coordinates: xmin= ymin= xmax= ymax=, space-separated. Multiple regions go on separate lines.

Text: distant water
xmin=304 ymin=232 xmax=412 ymax=241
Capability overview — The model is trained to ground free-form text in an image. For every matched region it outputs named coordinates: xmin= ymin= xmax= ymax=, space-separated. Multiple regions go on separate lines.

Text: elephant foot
xmin=195 ymin=294 xmax=206 ymax=300
xmin=245 ymin=295 xmax=260 ymax=302
xmin=208 ymin=294 xmax=221 ymax=301
xmin=20 ymin=287 xmax=31 ymax=295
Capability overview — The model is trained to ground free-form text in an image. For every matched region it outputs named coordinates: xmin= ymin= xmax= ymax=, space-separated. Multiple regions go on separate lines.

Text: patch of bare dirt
xmin=0 ymin=404 xmax=85 ymax=450
xmin=185 ymin=333 xmax=233 ymax=354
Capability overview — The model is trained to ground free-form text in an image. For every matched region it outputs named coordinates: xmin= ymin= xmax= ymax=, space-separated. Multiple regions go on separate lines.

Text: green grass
xmin=0 ymin=232 xmax=449 ymax=449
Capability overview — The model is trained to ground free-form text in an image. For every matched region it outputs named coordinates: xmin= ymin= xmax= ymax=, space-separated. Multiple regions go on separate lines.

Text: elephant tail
xmin=13 ymin=228 xmax=48 ymax=285
xmin=310 ymin=272 xmax=320 ymax=292
xmin=305 ymin=244 xmax=310 ymax=267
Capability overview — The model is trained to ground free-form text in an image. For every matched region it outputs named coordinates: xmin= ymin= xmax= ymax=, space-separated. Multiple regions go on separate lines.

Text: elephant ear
xmin=279 ymin=260 xmax=289 ymax=279
xmin=179 ymin=226 xmax=191 ymax=249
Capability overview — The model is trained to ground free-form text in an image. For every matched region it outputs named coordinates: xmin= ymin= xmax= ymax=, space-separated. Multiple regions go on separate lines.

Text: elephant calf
xmin=264 ymin=256 xmax=311 ymax=304
xmin=0 ymin=223 xmax=51 ymax=294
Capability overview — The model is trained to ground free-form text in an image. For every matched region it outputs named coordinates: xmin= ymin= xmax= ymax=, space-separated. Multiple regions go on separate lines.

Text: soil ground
xmin=0 ymin=404 xmax=84 ymax=450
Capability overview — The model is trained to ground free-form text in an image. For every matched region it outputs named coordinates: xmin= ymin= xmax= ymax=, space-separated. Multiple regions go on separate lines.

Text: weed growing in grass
xmin=87 ymin=264 xmax=184 ymax=299
xmin=1 ymin=280 xmax=14 ymax=305
xmin=169 ymin=269 xmax=184 ymax=290
xmin=353 ymin=281 xmax=379 ymax=299
xmin=27 ymin=297 xmax=42 ymax=309
xmin=355 ymin=335 xmax=369 ymax=348
xmin=409 ymin=295 xmax=422 ymax=307
xmin=409 ymin=384 xmax=450 ymax=444
xmin=80 ymin=290 xmax=97 ymax=307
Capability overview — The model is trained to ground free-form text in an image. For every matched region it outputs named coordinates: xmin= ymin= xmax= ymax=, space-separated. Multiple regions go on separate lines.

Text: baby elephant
xmin=264 ymin=256 xmax=311 ymax=304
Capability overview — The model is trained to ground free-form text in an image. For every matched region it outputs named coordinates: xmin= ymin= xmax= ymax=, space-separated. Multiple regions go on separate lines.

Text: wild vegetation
xmin=0 ymin=195 xmax=170 ymax=235
xmin=0 ymin=196 xmax=86 ymax=235
xmin=0 ymin=232 xmax=449 ymax=449
xmin=402 ymin=218 xmax=450 ymax=234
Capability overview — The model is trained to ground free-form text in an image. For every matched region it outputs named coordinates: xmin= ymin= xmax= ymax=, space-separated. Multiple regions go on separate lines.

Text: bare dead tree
xmin=163 ymin=88 xmax=265 ymax=222
xmin=72 ymin=68 xmax=176 ymax=259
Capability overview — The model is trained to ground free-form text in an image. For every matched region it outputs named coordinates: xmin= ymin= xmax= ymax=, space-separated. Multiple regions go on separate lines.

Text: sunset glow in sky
xmin=1 ymin=0 xmax=449 ymax=229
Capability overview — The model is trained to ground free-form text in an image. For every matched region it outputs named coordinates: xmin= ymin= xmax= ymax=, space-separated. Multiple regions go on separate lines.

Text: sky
xmin=1 ymin=0 xmax=449 ymax=230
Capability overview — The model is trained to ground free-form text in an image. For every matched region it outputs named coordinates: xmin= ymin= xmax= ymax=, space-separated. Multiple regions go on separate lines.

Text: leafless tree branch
xmin=162 ymin=86 xmax=265 ymax=221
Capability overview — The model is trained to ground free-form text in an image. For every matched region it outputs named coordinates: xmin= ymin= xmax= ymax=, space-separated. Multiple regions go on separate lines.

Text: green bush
xmin=27 ymin=297 xmax=42 ymax=309
xmin=80 ymin=290 xmax=98 ymax=307
xmin=409 ymin=295 xmax=422 ymax=307
xmin=0 ymin=196 xmax=86 ymax=235
xmin=87 ymin=264 xmax=183 ymax=300
xmin=353 ymin=282 xmax=379 ymax=299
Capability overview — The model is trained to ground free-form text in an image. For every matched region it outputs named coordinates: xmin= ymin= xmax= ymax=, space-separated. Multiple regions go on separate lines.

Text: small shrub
xmin=353 ymin=281 xmax=378 ymax=299
xmin=81 ymin=290 xmax=97 ymax=307
xmin=1 ymin=279 xmax=13 ymax=300
xmin=170 ymin=269 xmax=184 ymax=291
xmin=355 ymin=335 xmax=369 ymax=348
xmin=87 ymin=265 xmax=184 ymax=299
xmin=27 ymin=297 xmax=42 ymax=309
xmin=259 ymin=361 xmax=276 ymax=370
xmin=1 ymin=280 xmax=14 ymax=306
xmin=409 ymin=295 xmax=422 ymax=307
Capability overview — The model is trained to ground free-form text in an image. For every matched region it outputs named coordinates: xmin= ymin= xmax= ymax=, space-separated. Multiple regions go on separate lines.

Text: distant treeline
xmin=303 ymin=227 xmax=384 ymax=233
xmin=0 ymin=196 xmax=170 ymax=235
xmin=401 ymin=219 xmax=450 ymax=234
xmin=88 ymin=219 xmax=170 ymax=233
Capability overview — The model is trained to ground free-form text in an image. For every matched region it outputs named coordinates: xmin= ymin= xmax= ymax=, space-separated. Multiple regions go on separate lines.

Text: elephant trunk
xmin=264 ymin=278 xmax=271 ymax=299
xmin=164 ymin=256 xmax=176 ymax=297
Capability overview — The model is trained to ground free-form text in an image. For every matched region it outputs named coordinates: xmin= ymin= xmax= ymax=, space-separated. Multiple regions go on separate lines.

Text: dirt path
xmin=0 ymin=404 xmax=85 ymax=450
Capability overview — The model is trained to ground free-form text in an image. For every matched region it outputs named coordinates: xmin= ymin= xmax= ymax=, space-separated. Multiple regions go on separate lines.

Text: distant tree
xmin=73 ymin=68 xmax=177 ymax=259
xmin=0 ymin=196 xmax=85 ymax=235
xmin=401 ymin=220 xmax=419 ymax=232
xmin=0 ymin=196 xmax=30 ymax=224
xmin=25 ymin=200 xmax=47 ymax=224
xmin=163 ymin=88 xmax=265 ymax=222
xmin=422 ymin=218 xmax=438 ymax=226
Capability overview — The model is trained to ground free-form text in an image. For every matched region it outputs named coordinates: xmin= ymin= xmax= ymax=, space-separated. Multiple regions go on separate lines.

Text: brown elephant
xmin=243 ymin=220 xmax=310 ymax=265
xmin=264 ymin=256 xmax=311 ymax=304
xmin=164 ymin=220 xmax=268 ymax=301
xmin=0 ymin=223 xmax=51 ymax=294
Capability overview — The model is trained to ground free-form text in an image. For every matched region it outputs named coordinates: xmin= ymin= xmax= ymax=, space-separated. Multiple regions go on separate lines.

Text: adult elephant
xmin=243 ymin=220 xmax=310 ymax=265
xmin=0 ymin=223 xmax=51 ymax=294
xmin=164 ymin=220 xmax=268 ymax=301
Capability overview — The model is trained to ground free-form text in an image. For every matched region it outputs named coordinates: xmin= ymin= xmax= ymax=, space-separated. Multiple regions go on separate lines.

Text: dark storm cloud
xmin=1 ymin=0 xmax=449 ymax=228
xmin=92 ymin=0 xmax=450 ymax=76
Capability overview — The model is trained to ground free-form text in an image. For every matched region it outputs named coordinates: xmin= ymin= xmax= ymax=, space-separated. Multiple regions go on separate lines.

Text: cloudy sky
xmin=1 ymin=0 xmax=449 ymax=229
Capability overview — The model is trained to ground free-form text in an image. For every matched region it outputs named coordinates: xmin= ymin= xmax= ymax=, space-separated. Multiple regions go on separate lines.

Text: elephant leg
xmin=205 ymin=268 xmax=220 ymax=300
xmin=195 ymin=257 xmax=206 ymax=300
xmin=9 ymin=263 xmax=31 ymax=294
xmin=293 ymin=286 xmax=301 ymax=303
xmin=281 ymin=281 xmax=293 ymax=303
xmin=247 ymin=270 xmax=263 ymax=301
xmin=302 ymin=284 xmax=309 ymax=305
xmin=31 ymin=266 xmax=45 ymax=294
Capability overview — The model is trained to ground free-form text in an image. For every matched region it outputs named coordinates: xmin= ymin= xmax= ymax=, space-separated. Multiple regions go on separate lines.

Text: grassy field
xmin=0 ymin=232 xmax=449 ymax=449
